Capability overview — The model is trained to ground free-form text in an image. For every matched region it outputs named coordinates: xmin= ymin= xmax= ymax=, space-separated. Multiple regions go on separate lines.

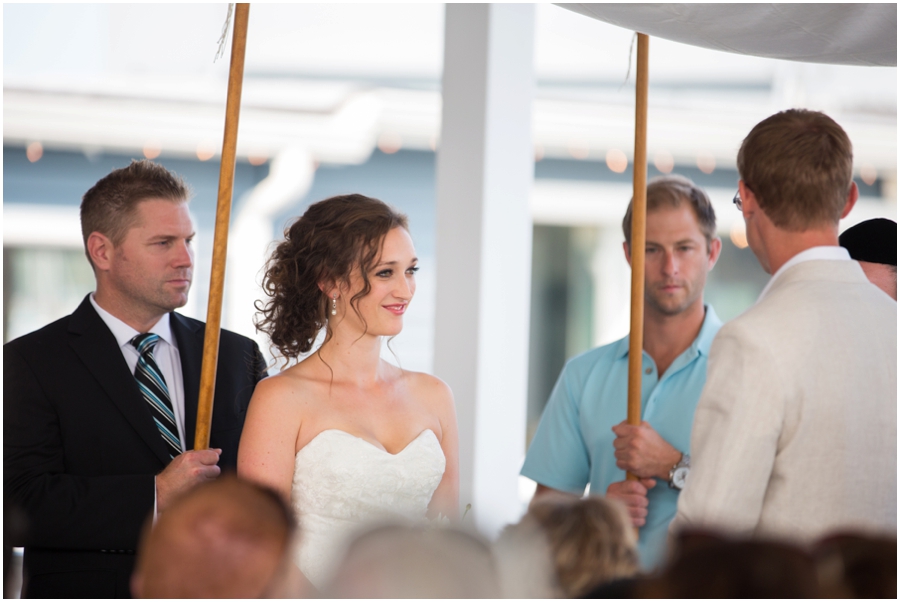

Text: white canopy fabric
xmin=559 ymin=3 xmax=897 ymax=67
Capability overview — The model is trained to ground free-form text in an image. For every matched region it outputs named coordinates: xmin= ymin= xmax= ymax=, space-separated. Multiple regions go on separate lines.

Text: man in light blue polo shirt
xmin=522 ymin=174 xmax=722 ymax=570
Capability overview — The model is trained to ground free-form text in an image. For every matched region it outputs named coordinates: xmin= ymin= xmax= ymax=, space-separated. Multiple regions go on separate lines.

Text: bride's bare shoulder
xmin=402 ymin=369 xmax=454 ymax=409
xmin=249 ymin=359 xmax=329 ymax=410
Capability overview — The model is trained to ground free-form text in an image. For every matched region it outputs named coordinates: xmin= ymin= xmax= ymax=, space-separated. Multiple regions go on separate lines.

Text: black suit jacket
xmin=4 ymin=296 xmax=268 ymax=598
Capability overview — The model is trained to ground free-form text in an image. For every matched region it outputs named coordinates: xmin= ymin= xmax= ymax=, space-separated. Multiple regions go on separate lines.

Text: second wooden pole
xmin=626 ymin=33 xmax=649 ymax=481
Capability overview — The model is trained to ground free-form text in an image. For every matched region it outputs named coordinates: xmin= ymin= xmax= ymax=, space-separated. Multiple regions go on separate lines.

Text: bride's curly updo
xmin=256 ymin=194 xmax=409 ymax=361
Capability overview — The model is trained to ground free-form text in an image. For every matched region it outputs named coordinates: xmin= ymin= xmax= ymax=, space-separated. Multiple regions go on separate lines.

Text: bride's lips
xmin=383 ymin=303 xmax=408 ymax=315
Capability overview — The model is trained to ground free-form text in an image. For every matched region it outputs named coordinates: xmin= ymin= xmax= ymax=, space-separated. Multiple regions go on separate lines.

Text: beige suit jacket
xmin=670 ymin=259 xmax=897 ymax=543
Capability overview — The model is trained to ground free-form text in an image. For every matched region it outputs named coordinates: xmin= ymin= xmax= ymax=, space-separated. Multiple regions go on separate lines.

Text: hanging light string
xmin=214 ymin=4 xmax=235 ymax=62
xmin=620 ymin=32 xmax=638 ymax=91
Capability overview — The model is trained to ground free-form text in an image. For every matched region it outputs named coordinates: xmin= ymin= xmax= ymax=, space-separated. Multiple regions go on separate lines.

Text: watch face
xmin=673 ymin=466 xmax=689 ymax=489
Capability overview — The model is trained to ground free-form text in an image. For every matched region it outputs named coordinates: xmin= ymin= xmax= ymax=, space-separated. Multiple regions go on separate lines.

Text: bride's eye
xmin=375 ymin=269 xmax=393 ymax=278
xmin=407 ymin=266 xmax=419 ymax=275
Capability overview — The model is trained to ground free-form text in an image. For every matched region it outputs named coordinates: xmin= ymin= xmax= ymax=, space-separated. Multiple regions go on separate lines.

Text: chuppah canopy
xmin=559 ymin=3 xmax=897 ymax=67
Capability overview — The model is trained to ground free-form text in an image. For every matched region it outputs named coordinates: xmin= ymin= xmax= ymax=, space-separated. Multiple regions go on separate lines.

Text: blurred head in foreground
xmin=648 ymin=530 xmax=820 ymax=598
xmin=814 ymin=532 xmax=897 ymax=598
xmin=840 ymin=218 xmax=897 ymax=299
xmin=131 ymin=474 xmax=295 ymax=598
xmin=497 ymin=494 xmax=639 ymax=598
xmin=326 ymin=524 xmax=499 ymax=598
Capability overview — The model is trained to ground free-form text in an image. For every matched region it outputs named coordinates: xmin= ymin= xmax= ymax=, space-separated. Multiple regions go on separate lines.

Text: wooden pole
xmin=194 ymin=3 xmax=250 ymax=451
xmin=626 ymin=33 xmax=649 ymax=481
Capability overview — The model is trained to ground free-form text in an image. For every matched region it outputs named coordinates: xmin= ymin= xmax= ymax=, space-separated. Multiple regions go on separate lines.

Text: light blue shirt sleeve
xmin=521 ymin=361 xmax=590 ymax=493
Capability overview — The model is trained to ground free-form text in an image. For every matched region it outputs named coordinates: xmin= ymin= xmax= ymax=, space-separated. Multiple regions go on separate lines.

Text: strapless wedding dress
xmin=291 ymin=428 xmax=445 ymax=589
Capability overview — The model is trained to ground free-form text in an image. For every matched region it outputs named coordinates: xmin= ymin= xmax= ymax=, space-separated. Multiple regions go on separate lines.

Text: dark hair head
xmin=80 ymin=159 xmax=191 ymax=264
xmin=737 ymin=109 xmax=853 ymax=231
xmin=814 ymin=532 xmax=897 ymax=598
xmin=839 ymin=218 xmax=897 ymax=266
xmin=649 ymin=530 xmax=821 ymax=598
xmin=622 ymin=174 xmax=717 ymax=249
xmin=256 ymin=194 xmax=408 ymax=362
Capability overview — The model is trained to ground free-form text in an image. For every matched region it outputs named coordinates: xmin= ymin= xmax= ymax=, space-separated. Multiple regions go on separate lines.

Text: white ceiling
xmin=3 ymin=5 xmax=896 ymax=174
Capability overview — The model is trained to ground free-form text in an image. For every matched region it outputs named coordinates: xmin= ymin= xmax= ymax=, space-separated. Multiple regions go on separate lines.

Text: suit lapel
xmin=68 ymin=297 xmax=172 ymax=466
xmin=171 ymin=312 xmax=203 ymax=452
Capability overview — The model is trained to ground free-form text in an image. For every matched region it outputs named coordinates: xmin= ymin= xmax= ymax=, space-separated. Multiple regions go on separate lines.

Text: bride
xmin=238 ymin=194 xmax=459 ymax=590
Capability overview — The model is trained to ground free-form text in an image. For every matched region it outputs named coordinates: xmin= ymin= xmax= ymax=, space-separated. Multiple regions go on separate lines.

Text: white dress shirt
xmin=89 ymin=294 xmax=186 ymax=451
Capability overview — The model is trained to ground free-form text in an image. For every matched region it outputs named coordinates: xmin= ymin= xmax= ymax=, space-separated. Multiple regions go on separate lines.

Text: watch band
xmin=668 ymin=453 xmax=691 ymax=489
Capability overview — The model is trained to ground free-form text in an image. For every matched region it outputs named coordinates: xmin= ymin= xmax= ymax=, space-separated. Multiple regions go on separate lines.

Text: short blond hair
xmin=522 ymin=495 xmax=639 ymax=597
xmin=622 ymin=174 xmax=717 ymax=250
xmin=737 ymin=109 xmax=853 ymax=231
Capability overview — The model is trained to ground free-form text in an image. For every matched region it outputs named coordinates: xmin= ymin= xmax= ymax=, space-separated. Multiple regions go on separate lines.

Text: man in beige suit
xmin=670 ymin=109 xmax=897 ymax=544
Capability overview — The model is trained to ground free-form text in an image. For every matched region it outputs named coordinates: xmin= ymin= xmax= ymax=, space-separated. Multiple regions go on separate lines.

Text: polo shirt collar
xmin=694 ymin=305 xmax=722 ymax=356
xmin=614 ymin=304 xmax=722 ymax=360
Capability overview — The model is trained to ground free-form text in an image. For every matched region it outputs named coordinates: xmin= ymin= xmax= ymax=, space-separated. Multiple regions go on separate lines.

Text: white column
xmin=592 ymin=224 xmax=631 ymax=347
xmin=225 ymin=147 xmax=315 ymax=359
xmin=433 ymin=3 xmax=535 ymax=537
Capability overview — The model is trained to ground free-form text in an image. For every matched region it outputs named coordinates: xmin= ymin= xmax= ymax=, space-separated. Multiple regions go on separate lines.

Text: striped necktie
xmin=131 ymin=333 xmax=181 ymax=459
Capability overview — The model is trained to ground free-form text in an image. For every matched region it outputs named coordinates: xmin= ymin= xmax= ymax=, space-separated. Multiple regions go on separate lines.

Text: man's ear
xmin=622 ymin=241 xmax=633 ymax=267
xmin=707 ymin=236 xmax=723 ymax=270
xmin=840 ymin=181 xmax=859 ymax=219
xmin=738 ymin=180 xmax=757 ymax=218
xmin=87 ymin=232 xmax=114 ymax=271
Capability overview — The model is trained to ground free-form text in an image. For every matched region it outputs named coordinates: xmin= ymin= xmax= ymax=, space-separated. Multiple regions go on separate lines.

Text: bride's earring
xmin=331 ymin=294 xmax=337 ymax=316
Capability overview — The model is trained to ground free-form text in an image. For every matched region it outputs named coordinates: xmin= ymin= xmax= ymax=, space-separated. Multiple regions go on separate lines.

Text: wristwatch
xmin=668 ymin=453 xmax=691 ymax=490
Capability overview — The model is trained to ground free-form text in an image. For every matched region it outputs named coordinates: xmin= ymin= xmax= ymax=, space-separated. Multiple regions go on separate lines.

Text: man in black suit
xmin=4 ymin=160 xmax=268 ymax=598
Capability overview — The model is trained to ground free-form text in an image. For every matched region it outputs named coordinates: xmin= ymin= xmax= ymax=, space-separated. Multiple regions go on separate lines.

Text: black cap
xmin=839 ymin=218 xmax=897 ymax=266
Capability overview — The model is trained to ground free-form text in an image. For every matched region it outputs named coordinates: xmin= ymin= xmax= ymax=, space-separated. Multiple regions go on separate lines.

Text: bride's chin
xmin=375 ymin=321 xmax=404 ymax=338
xmin=352 ymin=326 xmax=403 ymax=339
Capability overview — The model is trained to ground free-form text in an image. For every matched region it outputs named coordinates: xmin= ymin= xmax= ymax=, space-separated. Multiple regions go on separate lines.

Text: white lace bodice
xmin=291 ymin=428 xmax=445 ymax=589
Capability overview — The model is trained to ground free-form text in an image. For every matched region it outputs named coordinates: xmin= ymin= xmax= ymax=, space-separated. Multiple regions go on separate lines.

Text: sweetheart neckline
xmin=296 ymin=428 xmax=438 ymax=458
